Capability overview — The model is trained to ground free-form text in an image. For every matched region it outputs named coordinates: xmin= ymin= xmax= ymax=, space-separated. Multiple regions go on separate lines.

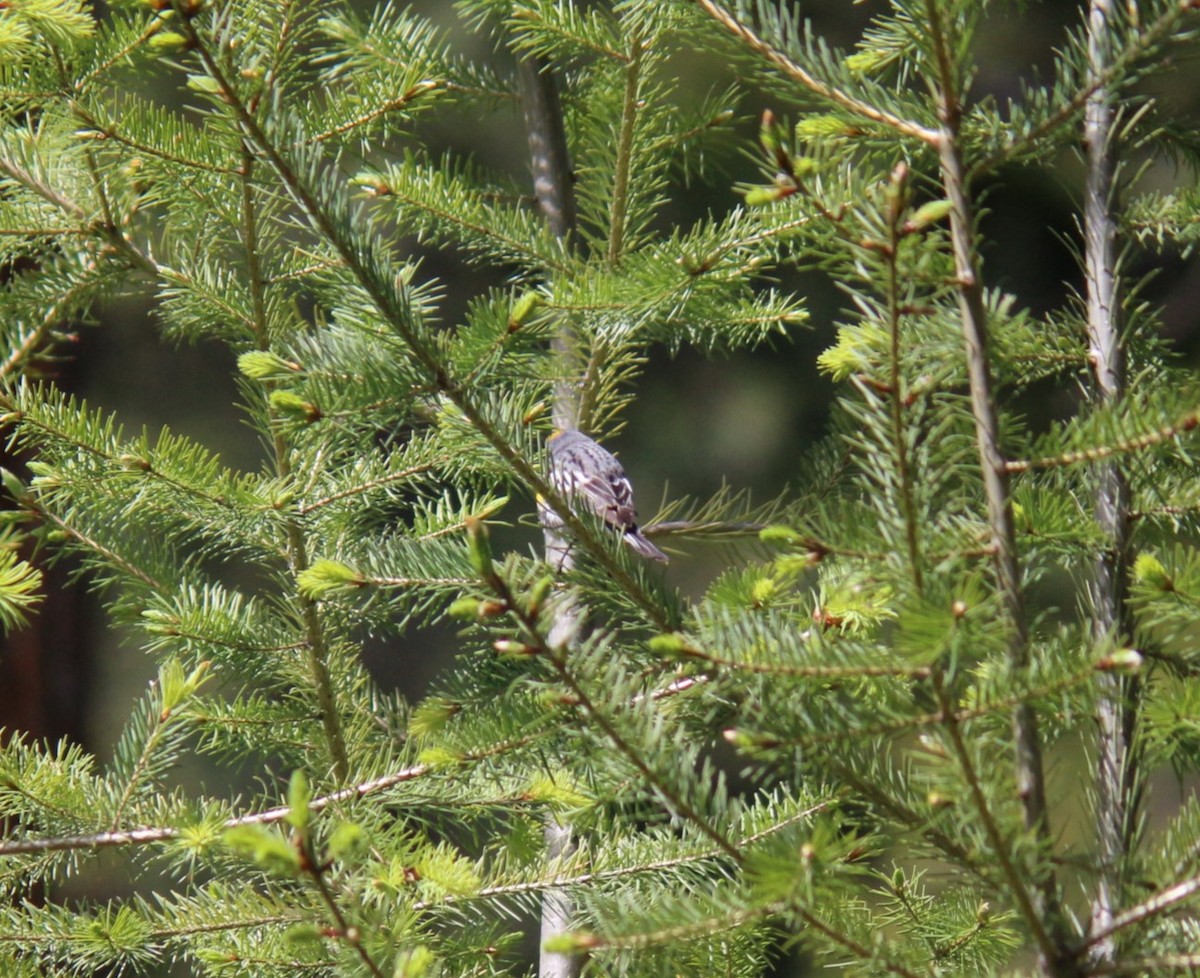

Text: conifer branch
xmin=71 ymin=108 xmax=241 ymax=176
xmin=585 ymin=901 xmax=781 ymax=951
xmin=0 ymin=767 xmax=429 ymax=857
xmin=930 ymin=672 xmax=1059 ymax=966
xmin=361 ymin=161 xmax=570 ymax=275
xmin=287 ymin=488 xmax=349 ymax=785
xmin=795 ymin=910 xmax=925 ymax=978
xmin=1078 ymin=871 xmax=1200 ymax=954
xmin=583 ymin=890 xmax=923 ymax=978
xmin=76 ymin=18 xmax=161 ymax=89
xmin=1005 ymin=408 xmax=1200 ymax=472
xmin=743 ymin=660 xmax=1098 ymax=752
xmin=0 ymin=256 xmax=102 ymax=384
xmin=884 ymin=164 xmax=924 ymax=593
xmin=309 ymin=82 xmax=443 ymax=143
xmin=240 ymin=148 xmax=349 ymax=783
xmin=923 ymin=2 xmax=1073 ymax=969
xmin=0 ymin=226 xmax=86 ymax=236
xmin=607 ymin=35 xmax=642 ymax=267
xmin=675 ymin=645 xmax=929 ymax=680
xmin=81 ymin=145 xmax=118 ymax=235
xmin=295 ymin=463 xmax=439 ymax=514
xmin=31 ymin=505 xmax=166 ymax=592
xmin=479 ymin=558 xmax=741 ymax=863
xmin=1131 ymin=503 xmax=1200 ymax=521
xmin=693 ymin=0 xmax=940 ymax=145
xmin=176 ymin=18 xmax=669 ymax=632
xmin=362 ymin=574 xmax=476 ymax=588
xmin=0 ymin=155 xmax=86 ymax=222
xmin=421 ymin=798 xmax=835 ymax=909
xmin=154 ymin=265 xmax=259 ymax=334
xmin=972 ymin=0 xmax=1199 ymax=176
xmin=0 ymin=825 xmax=182 ymax=856
xmin=0 ymin=151 xmax=157 ymax=279
xmin=3 ymin=405 xmax=282 ymax=563
xmin=300 ymin=838 xmax=387 ymax=978
xmin=573 ymin=29 xmax=648 ymax=432
xmin=545 ymin=657 xmax=738 ymax=861
xmin=830 ymin=763 xmax=981 ymax=871
xmin=107 ymin=699 xmax=179 ymax=832
xmin=148 ymin=913 xmax=306 ymax=939
xmin=641 ymin=673 xmax=707 ymax=701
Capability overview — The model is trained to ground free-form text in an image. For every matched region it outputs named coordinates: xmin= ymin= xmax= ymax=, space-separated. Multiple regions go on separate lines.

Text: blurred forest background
xmin=4 ymin=0 xmax=1200 ymax=853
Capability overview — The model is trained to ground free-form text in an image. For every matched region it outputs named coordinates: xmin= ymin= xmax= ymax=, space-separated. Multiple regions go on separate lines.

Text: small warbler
xmin=538 ymin=428 xmax=668 ymax=563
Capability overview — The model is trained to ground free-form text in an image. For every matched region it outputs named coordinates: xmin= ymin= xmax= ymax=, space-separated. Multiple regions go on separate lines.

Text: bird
xmin=539 ymin=428 xmax=669 ymax=563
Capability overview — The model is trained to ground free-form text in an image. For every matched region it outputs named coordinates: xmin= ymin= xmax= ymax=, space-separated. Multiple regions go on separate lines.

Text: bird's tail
xmin=625 ymin=528 xmax=669 ymax=563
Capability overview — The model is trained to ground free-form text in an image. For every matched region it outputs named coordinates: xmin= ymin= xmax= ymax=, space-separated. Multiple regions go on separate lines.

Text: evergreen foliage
xmin=2 ymin=1 xmax=1200 ymax=976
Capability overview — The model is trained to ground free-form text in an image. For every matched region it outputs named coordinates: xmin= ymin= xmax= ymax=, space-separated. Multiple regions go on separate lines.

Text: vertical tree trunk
xmin=518 ymin=55 xmax=584 ymax=978
xmin=1084 ymin=0 xmax=1138 ymax=963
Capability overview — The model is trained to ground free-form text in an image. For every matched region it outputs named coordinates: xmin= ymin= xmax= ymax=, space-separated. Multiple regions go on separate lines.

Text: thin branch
xmin=0 ymin=257 xmax=101 ymax=385
xmin=480 ymin=557 xmax=742 ymax=863
xmin=793 ymin=906 xmax=926 ymax=978
xmin=831 ymin=763 xmax=983 ymax=873
xmin=747 ymin=661 xmax=1097 ymax=753
xmin=923 ymin=1 xmax=1074 ymax=969
xmin=107 ymin=699 xmax=177 ymax=832
xmin=590 ymin=897 xmax=920 ymax=978
xmin=296 ymin=462 xmax=439 ymax=514
xmin=552 ymin=648 xmax=740 ymax=860
xmin=587 ymin=901 xmax=782 ymax=951
xmin=694 ymin=0 xmax=940 ymax=145
xmin=74 ymin=18 xmax=161 ymax=89
xmin=972 ymin=0 xmax=1199 ymax=176
xmin=930 ymin=673 xmax=1057 ymax=963
xmin=302 ymin=838 xmax=388 ymax=978
xmin=884 ymin=165 xmax=925 ymax=593
xmin=607 ymin=35 xmax=642 ymax=266
xmin=0 ymin=146 xmax=157 ymax=385
xmin=1005 ymin=409 xmax=1200 ymax=472
xmin=71 ymin=112 xmax=240 ymax=176
xmin=676 ymin=644 xmax=930 ymax=680
xmin=0 ymin=768 xmax=428 ymax=857
xmin=420 ymin=798 xmax=835 ymax=910
xmin=150 ymin=913 xmax=305 ymax=940
xmin=309 ymin=82 xmax=441 ymax=143
xmin=0 ymin=226 xmax=87 ymax=236
xmin=33 ymin=506 xmax=166 ymax=592
xmin=362 ymin=574 xmax=476 ymax=588
xmin=1078 ymin=872 xmax=1200 ymax=955
xmin=240 ymin=148 xmax=349 ymax=783
xmin=366 ymin=174 xmax=571 ymax=276
xmin=0 ymin=719 xmax=572 ymax=862
xmin=0 ymin=155 xmax=86 ymax=221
